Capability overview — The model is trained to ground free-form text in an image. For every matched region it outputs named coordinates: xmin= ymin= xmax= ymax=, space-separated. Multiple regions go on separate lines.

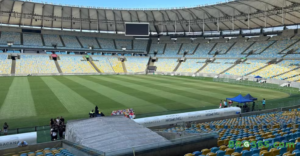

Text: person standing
xmin=3 ymin=122 xmax=8 ymax=135
xmin=219 ymin=100 xmax=223 ymax=108
xmin=89 ymin=110 xmax=94 ymax=118
xmin=262 ymin=99 xmax=266 ymax=109
xmin=95 ymin=106 xmax=99 ymax=116
xmin=60 ymin=116 xmax=65 ymax=125
xmin=252 ymin=101 xmax=256 ymax=111
xmin=224 ymin=100 xmax=227 ymax=108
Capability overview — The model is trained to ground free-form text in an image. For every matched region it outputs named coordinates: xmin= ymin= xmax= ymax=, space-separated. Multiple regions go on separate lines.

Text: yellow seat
xmin=225 ymin=148 xmax=235 ymax=155
xmin=202 ymin=149 xmax=211 ymax=155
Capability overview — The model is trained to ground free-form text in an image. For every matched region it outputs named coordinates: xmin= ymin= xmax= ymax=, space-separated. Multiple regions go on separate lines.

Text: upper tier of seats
xmin=0 ymin=31 xmax=21 ymax=45
xmin=186 ymin=43 xmax=215 ymax=58
xmin=156 ymin=43 xmax=182 ymax=57
xmin=179 ymin=43 xmax=198 ymax=54
xmin=97 ymin=38 xmax=115 ymax=49
xmin=23 ymin=33 xmax=43 ymax=46
xmin=218 ymin=41 xmax=253 ymax=58
xmin=115 ymin=39 xmax=132 ymax=50
xmin=200 ymin=59 xmax=236 ymax=74
xmin=149 ymin=43 xmax=165 ymax=54
xmin=133 ymin=40 xmax=148 ymax=51
xmin=43 ymin=34 xmax=63 ymax=47
xmin=60 ymin=35 xmax=81 ymax=48
xmin=78 ymin=36 xmax=100 ymax=49
xmin=213 ymin=42 xmax=235 ymax=54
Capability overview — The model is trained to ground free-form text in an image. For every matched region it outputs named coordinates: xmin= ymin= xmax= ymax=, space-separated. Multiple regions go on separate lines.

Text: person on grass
xmin=262 ymin=99 xmax=266 ymax=109
xmin=219 ymin=100 xmax=223 ymax=108
xmin=3 ymin=122 xmax=8 ymax=135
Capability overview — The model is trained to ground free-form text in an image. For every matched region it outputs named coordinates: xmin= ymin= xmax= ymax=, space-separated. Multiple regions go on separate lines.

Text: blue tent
xmin=243 ymin=94 xmax=257 ymax=101
xmin=254 ymin=76 xmax=262 ymax=78
xmin=226 ymin=94 xmax=253 ymax=103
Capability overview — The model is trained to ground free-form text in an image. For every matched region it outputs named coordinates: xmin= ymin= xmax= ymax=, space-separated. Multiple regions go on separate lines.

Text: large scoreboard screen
xmin=125 ymin=23 xmax=149 ymax=36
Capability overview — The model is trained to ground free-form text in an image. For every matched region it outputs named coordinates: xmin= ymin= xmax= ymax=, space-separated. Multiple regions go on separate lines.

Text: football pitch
xmin=0 ymin=75 xmax=294 ymax=129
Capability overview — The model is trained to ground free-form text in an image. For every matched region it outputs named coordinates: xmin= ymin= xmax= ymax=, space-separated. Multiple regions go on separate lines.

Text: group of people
xmin=50 ymin=116 xmax=66 ymax=141
xmin=219 ymin=100 xmax=233 ymax=108
xmin=219 ymin=99 xmax=266 ymax=112
xmin=111 ymin=108 xmax=135 ymax=119
xmin=89 ymin=106 xmax=105 ymax=118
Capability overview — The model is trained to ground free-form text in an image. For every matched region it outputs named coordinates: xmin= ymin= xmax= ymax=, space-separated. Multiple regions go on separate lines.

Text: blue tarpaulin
xmin=254 ymin=76 xmax=262 ymax=78
xmin=243 ymin=94 xmax=257 ymax=101
xmin=226 ymin=94 xmax=253 ymax=103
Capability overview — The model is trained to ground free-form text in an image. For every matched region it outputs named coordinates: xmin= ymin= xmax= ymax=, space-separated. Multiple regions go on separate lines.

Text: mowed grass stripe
xmin=28 ymin=77 xmax=69 ymax=116
xmin=66 ymin=76 xmax=167 ymax=114
xmin=115 ymin=76 xmax=221 ymax=105
xmin=53 ymin=76 xmax=125 ymax=111
xmin=0 ymin=77 xmax=36 ymax=119
xmin=87 ymin=76 xmax=192 ymax=111
xmin=0 ymin=77 xmax=14 ymax=109
xmin=42 ymin=77 xmax=95 ymax=114
xmin=109 ymin=75 xmax=214 ymax=107
xmin=140 ymin=75 xmax=288 ymax=99
xmin=133 ymin=75 xmax=242 ymax=98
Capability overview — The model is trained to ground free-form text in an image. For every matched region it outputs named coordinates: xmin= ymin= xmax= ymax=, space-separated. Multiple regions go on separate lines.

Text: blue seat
xmin=250 ymin=148 xmax=260 ymax=154
xmin=235 ymin=147 xmax=243 ymax=153
xmin=242 ymin=150 xmax=252 ymax=156
xmin=278 ymin=147 xmax=287 ymax=155
xmin=211 ymin=147 xmax=219 ymax=153
xmin=193 ymin=151 xmax=202 ymax=156
xmin=216 ymin=150 xmax=225 ymax=156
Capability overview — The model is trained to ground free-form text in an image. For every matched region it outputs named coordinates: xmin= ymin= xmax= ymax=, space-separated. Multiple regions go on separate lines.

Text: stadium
xmin=1 ymin=0 xmax=300 ymax=155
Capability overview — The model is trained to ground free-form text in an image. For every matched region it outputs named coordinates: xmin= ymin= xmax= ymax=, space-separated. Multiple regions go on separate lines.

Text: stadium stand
xmin=133 ymin=40 xmax=148 ymax=51
xmin=156 ymin=43 xmax=181 ymax=57
xmin=200 ymin=59 xmax=236 ymax=74
xmin=58 ymin=56 xmax=96 ymax=73
xmin=256 ymin=39 xmax=298 ymax=58
xmin=115 ymin=39 xmax=132 ymax=50
xmin=125 ymin=57 xmax=148 ymax=72
xmin=149 ymin=43 xmax=165 ymax=54
xmin=15 ymin=55 xmax=58 ymax=74
xmin=225 ymin=60 xmax=269 ymax=76
xmin=78 ymin=36 xmax=100 ymax=49
xmin=186 ymin=42 xmax=215 ymax=58
xmin=177 ymin=59 xmax=207 ymax=73
xmin=155 ymin=58 xmax=178 ymax=72
xmin=250 ymin=60 xmax=300 ymax=78
xmin=212 ymin=42 xmax=234 ymax=54
xmin=23 ymin=33 xmax=43 ymax=46
xmin=61 ymin=35 xmax=81 ymax=48
xmin=107 ymin=57 xmax=124 ymax=73
xmin=43 ymin=34 xmax=63 ymax=47
xmin=13 ymin=147 xmax=74 ymax=156
xmin=158 ymin=110 xmax=300 ymax=156
xmin=282 ymin=40 xmax=300 ymax=53
xmin=278 ymin=68 xmax=300 ymax=81
xmin=179 ymin=43 xmax=198 ymax=54
xmin=0 ymin=54 xmax=11 ymax=74
xmin=245 ymin=41 xmax=275 ymax=56
xmin=219 ymin=41 xmax=254 ymax=58
xmin=0 ymin=31 xmax=21 ymax=45
xmin=97 ymin=38 xmax=115 ymax=49
xmin=92 ymin=56 xmax=114 ymax=73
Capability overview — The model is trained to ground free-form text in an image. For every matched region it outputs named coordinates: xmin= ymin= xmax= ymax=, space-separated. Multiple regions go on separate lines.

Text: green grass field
xmin=0 ymin=75 xmax=293 ymax=129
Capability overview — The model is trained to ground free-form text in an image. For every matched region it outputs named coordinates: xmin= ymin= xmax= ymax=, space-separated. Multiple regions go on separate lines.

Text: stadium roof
xmin=0 ymin=0 xmax=300 ymax=33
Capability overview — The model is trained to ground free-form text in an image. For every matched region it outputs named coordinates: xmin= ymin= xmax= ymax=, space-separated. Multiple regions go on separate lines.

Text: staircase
xmin=280 ymin=39 xmax=300 ymax=53
xmin=89 ymin=59 xmax=101 ymax=73
xmin=54 ymin=60 xmax=62 ymax=73
xmin=40 ymin=34 xmax=45 ymax=46
xmin=121 ymin=62 xmax=127 ymax=73
xmin=271 ymin=66 xmax=300 ymax=79
xmin=192 ymin=43 xmax=200 ymax=54
xmin=11 ymin=59 xmax=16 ymax=74
xmin=245 ymin=64 xmax=270 ymax=76
xmin=241 ymin=42 xmax=256 ymax=54
xmin=219 ymin=64 xmax=237 ymax=74
xmin=59 ymin=35 xmax=65 ymax=47
xmin=177 ymin=43 xmax=183 ymax=54
xmin=76 ymin=36 xmax=83 ymax=48
xmin=208 ymin=43 xmax=217 ymax=54
xmin=173 ymin=61 xmax=182 ymax=72
xmin=195 ymin=63 xmax=209 ymax=74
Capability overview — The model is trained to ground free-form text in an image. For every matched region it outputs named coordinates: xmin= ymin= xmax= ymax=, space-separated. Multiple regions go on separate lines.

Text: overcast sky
xmin=40 ymin=0 xmax=223 ymax=8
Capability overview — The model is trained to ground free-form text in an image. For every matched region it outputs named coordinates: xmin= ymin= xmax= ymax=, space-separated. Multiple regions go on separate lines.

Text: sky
xmin=39 ymin=0 xmax=223 ymax=8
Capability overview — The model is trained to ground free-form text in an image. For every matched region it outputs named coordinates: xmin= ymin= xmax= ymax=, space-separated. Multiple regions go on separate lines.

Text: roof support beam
xmin=30 ymin=3 xmax=36 ymax=26
xmin=70 ymin=7 xmax=73 ymax=30
xmin=113 ymin=11 xmax=117 ymax=34
xmin=171 ymin=10 xmax=185 ymax=33
xmin=150 ymin=11 xmax=159 ymax=34
xmin=96 ymin=10 xmax=100 ymax=33
xmin=51 ymin=6 xmax=55 ymax=28
xmin=61 ymin=7 xmax=63 ymax=30
xmin=164 ymin=11 xmax=176 ymax=32
xmin=146 ymin=11 xmax=158 ymax=34
xmin=190 ymin=9 xmax=211 ymax=31
xmin=120 ymin=11 xmax=125 ymax=31
xmin=7 ymin=1 xmax=15 ymax=24
xmin=41 ymin=4 xmax=45 ymax=28
xmin=175 ymin=10 xmax=194 ymax=32
xmin=159 ymin=11 xmax=169 ymax=34
xmin=181 ymin=10 xmax=202 ymax=32
xmin=19 ymin=2 xmax=24 ymax=27
xmin=135 ymin=11 xmax=140 ymax=22
xmin=104 ymin=10 xmax=109 ymax=32
xmin=88 ymin=9 xmax=91 ymax=30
